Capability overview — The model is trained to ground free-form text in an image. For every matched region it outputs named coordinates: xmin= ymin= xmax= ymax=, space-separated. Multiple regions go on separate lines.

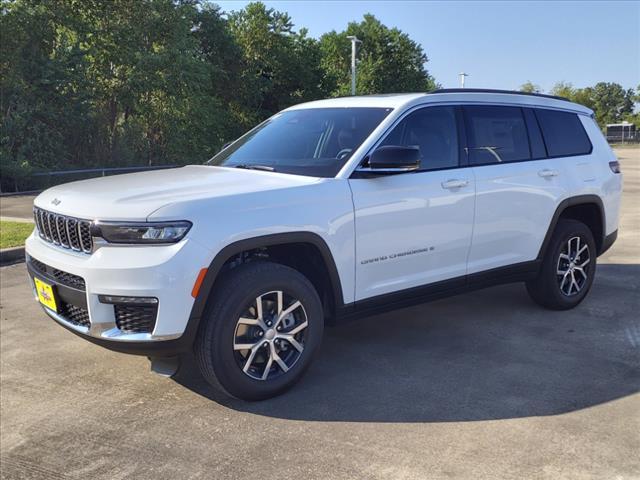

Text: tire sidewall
xmin=544 ymin=221 xmax=597 ymax=308
xmin=201 ymin=263 xmax=323 ymax=400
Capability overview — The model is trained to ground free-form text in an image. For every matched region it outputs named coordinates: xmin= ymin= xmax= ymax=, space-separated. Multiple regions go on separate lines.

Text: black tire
xmin=526 ymin=219 xmax=597 ymax=310
xmin=195 ymin=261 xmax=323 ymax=401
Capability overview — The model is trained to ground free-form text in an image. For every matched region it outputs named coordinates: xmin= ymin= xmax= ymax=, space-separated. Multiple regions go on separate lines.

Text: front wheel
xmin=195 ymin=262 xmax=323 ymax=400
xmin=526 ymin=219 xmax=597 ymax=310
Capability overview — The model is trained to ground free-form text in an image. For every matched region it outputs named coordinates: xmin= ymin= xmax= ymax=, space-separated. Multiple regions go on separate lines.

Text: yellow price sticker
xmin=34 ymin=277 xmax=57 ymax=312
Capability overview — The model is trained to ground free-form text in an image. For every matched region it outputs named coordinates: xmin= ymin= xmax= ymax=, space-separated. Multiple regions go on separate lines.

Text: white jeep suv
xmin=26 ymin=89 xmax=622 ymax=400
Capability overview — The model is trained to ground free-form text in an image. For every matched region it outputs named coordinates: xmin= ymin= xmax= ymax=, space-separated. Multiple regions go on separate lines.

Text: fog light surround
xmin=98 ymin=295 xmax=158 ymax=305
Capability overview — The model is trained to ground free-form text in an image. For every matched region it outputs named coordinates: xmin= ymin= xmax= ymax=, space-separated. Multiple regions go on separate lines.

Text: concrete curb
xmin=0 ymin=246 xmax=25 ymax=266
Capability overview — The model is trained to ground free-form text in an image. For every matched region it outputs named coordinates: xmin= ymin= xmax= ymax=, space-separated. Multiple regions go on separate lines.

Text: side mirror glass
xmin=364 ymin=145 xmax=420 ymax=173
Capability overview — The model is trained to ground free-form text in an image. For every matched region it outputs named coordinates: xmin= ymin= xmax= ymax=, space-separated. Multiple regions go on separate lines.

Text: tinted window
xmin=464 ymin=106 xmax=530 ymax=165
xmin=535 ymin=109 xmax=592 ymax=157
xmin=208 ymin=108 xmax=391 ymax=177
xmin=523 ymin=108 xmax=547 ymax=159
xmin=380 ymin=106 xmax=459 ymax=171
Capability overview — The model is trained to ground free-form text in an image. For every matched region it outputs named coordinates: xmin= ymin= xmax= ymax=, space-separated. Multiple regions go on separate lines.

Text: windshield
xmin=207 ymin=107 xmax=392 ymax=177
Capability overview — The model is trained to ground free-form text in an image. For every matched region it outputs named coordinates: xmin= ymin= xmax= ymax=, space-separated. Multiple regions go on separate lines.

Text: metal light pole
xmin=459 ymin=72 xmax=469 ymax=88
xmin=347 ymin=36 xmax=362 ymax=95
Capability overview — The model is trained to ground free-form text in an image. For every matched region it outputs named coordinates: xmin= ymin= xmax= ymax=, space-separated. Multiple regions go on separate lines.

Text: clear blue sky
xmin=215 ymin=0 xmax=640 ymax=92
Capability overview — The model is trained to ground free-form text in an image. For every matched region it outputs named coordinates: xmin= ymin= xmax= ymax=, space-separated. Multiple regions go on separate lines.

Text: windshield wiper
xmin=233 ymin=164 xmax=275 ymax=172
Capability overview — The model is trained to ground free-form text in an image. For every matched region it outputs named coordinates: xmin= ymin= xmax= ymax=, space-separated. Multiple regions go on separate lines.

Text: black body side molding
xmin=338 ymin=260 xmax=541 ymax=322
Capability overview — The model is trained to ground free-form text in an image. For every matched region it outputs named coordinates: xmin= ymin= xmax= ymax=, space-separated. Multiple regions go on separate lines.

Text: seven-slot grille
xmin=33 ymin=207 xmax=93 ymax=253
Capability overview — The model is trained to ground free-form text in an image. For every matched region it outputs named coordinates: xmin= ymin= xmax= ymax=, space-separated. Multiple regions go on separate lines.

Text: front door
xmin=349 ymin=106 xmax=475 ymax=301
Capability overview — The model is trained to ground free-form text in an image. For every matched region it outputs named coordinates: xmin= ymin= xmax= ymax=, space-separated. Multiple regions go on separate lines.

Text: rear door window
xmin=534 ymin=109 xmax=592 ymax=157
xmin=464 ymin=106 xmax=531 ymax=165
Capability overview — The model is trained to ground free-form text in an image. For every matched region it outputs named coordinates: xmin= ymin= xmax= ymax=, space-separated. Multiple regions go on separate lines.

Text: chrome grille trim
xmin=47 ymin=212 xmax=58 ymax=245
xmin=78 ymin=221 xmax=89 ymax=252
xmin=33 ymin=207 xmax=93 ymax=253
xmin=56 ymin=215 xmax=69 ymax=247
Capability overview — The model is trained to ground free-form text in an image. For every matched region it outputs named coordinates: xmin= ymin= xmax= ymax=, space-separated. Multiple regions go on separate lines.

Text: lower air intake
xmin=59 ymin=302 xmax=90 ymax=328
xmin=114 ymin=304 xmax=158 ymax=334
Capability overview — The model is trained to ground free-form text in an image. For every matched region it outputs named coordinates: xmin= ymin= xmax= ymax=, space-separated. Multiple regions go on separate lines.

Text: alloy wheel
xmin=556 ymin=236 xmax=590 ymax=297
xmin=233 ymin=291 xmax=308 ymax=381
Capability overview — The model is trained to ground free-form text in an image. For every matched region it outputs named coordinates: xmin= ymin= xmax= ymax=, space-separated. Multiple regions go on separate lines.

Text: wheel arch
xmin=183 ymin=232 xmax=345 ymax=347
xmin=537 ymin=194 xmax=606 ymax=260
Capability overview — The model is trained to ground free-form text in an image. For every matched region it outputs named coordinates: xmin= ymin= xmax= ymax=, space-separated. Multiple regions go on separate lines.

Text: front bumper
xmin=25 ymin=232 xmax=213 ymax=356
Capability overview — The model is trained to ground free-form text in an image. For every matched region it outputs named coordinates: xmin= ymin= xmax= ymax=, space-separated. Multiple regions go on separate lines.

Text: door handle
xmin=441 ymin=179 xmax=469 ymax=189
xmin=538 ymin=169 xmax=559 ymax=178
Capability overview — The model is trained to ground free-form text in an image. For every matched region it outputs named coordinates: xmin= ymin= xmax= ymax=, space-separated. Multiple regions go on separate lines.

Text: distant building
xmin=606 ymin=122 xmax=637 ymax=143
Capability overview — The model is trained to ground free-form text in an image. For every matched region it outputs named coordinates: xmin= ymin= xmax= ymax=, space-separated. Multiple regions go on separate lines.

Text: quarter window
xmin=464 ymin=106 xmax=531 ymax=165
xmin=380 ymin=106 xmax=459 ymax=171
xmin=535 ymin=109 xmax=592 ymax=157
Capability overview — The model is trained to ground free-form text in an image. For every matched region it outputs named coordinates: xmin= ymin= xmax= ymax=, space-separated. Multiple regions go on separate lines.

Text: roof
xmin=285 ymin=93 xmax=425 ymax=111
xmin=286 ymin=89 xmax=593 ymax=116
xmin=432 ymin=88 xmax=569 ymax=101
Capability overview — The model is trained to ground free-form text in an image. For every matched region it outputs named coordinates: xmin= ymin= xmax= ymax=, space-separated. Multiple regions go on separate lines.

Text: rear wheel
xmin=526 ymin=219 xmax=596 ymax=310
xmin=195 ymin=261 xmax=323 ymax=400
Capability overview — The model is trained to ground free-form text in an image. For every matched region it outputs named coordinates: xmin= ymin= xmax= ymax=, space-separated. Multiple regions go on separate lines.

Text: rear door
xmin=464 ymin=105 xmax=568 ymax=273
xmin=349 ymin=105 xmax=475 ymax=301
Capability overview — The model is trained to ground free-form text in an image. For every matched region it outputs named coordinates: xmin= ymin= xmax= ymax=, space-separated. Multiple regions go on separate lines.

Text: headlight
xmin=94 ymin=221 xmax=192 ymax=244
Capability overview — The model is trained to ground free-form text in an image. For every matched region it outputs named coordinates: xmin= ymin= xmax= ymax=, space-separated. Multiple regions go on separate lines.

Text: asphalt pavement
xmin=1 ymin=148 xmax=638 ymax=479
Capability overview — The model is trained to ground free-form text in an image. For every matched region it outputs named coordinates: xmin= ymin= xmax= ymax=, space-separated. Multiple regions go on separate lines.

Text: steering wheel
xmin=336 ymin=148 xmax=353 ymax=160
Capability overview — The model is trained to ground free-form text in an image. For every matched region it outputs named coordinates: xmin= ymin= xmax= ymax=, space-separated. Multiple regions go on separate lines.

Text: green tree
xmin=1 ymin=0 xmax=440 ymax=191
xmin=226 ymin=2 xmax=326 ymax=127
xmin=550 ymin=81 xmax=575 ymax=99
xmin=1 ymin=0 xmax=234 ymax=181
xmin=319 ymin=14 xmax=436 ymax=96
xmin=622 ymin=84 xmax=640 ymax=128
xmin=550 ymin=81 xmax=635 ymax=127
xmin=1 ymin=0 xmax=96 ymax=186
xmin=520 ymin=81 xmax=542 ymax=93
xmin=589 ymin=82 xmax=633 ymax=126
xmin=71 ymin=0 xmax=220 ymax=165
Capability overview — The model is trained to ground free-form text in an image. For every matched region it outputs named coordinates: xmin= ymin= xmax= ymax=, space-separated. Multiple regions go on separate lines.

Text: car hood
xmin=34 ymin=165 xmax=321 ymax=221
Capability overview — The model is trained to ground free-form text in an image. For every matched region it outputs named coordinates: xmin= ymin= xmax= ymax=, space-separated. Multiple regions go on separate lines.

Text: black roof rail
xmin=430 ymin=88 xmax=570 ymax=102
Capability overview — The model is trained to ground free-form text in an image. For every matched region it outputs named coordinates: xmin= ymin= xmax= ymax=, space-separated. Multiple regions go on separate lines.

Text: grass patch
xmin=0 ymin=221 xmax=34 ymax=249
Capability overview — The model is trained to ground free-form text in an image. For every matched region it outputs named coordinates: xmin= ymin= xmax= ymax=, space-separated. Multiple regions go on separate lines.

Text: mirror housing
xmin=364 ymin=145 xmax=420 ymax=173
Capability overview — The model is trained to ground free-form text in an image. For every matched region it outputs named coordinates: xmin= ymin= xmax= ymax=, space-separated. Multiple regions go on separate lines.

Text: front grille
xmin=30 ymin=258 xmax=86 ymax=290
xmin=115 ymin=304 xmax=158 ymax=334
xmin=59 ymin=302 xmax=90 ymax=328
xmin=34 ymin=207 xmax=93 ymax=253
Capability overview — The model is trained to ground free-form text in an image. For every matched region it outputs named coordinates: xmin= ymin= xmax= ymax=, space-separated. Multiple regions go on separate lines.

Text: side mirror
xmin=365 ymin=146 xmax=420 ymax=173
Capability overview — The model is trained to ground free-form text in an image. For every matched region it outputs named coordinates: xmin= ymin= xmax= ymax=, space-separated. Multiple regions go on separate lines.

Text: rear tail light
xmin=609 ymin=161 xmax=621 ymax=174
